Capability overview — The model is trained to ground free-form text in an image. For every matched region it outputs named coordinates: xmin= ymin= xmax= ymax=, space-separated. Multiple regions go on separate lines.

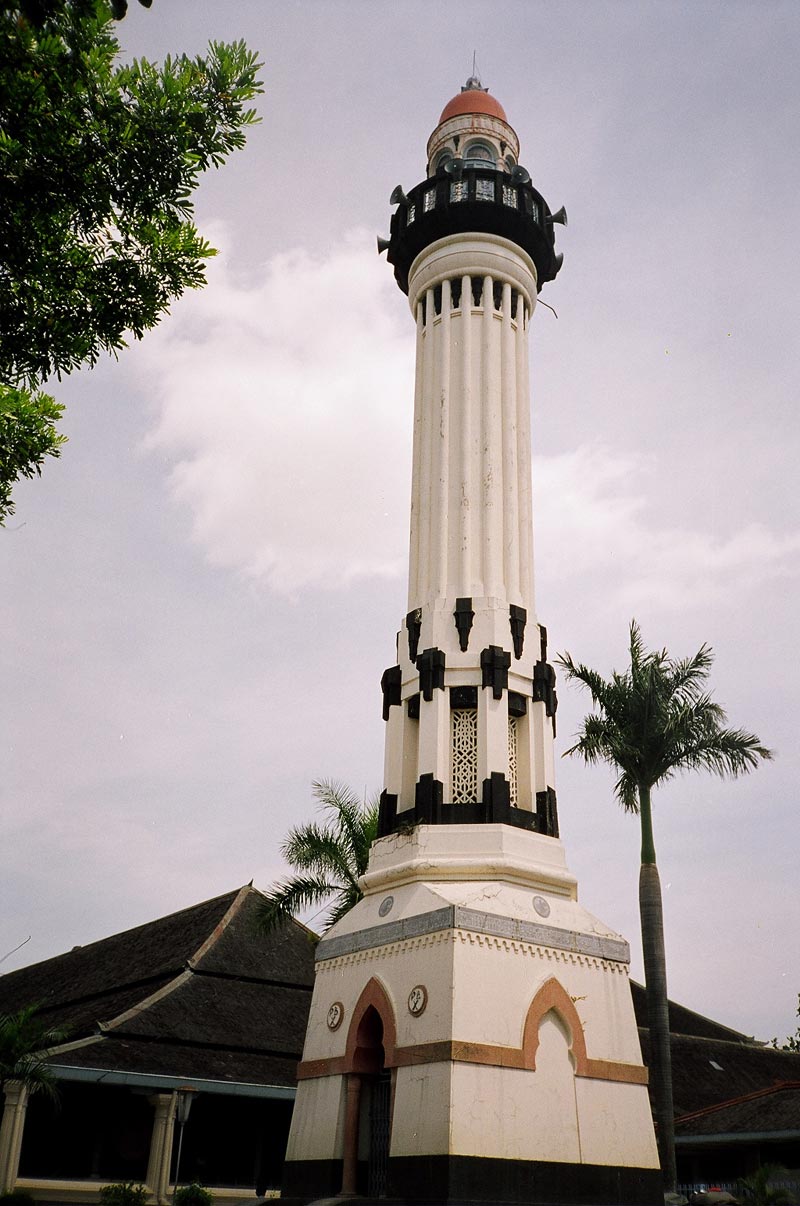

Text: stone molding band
xmin=315 ymin=904 xmax=630 ymax=965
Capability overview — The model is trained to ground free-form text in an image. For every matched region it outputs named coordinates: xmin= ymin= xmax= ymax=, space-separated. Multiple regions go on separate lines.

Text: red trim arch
xmin=344 ymin=976 xmax=398 ymax=1072
xmin=521 ymin=977 xmax=589 ymax=1074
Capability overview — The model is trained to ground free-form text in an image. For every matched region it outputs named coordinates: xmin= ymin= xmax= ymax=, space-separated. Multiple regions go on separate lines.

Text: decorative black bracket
xmin=508 ymin=691 xmax=527 ymax=717
xmin=536 ymin=787 xmax=559 ymax=838
xmin=417 ymin=647 xmax=445 ymax=701
xmin=450 ymin=685 xmax=478 ymax=709
xmin=533 ymin=659 xmax=558 ymax=722
xmin=407 ymin=693 xmax=420 ymax=720
xmin=380 ymin=664 xmax=402 ymax=721
xmin=454 ymin=597 xmax=475 ymax=652
xmin=415 ymin=774 xmax=444 ymax=822
xmin=482 ymin=772 xmax=511 ymax=820
xmin=481 ymin=645 xmax=511 ymax=699
xmin=406 ymin=609 xmax=422 ymax=662
xmin=539 ymin=624 xmax=548 ymax=664
xmin=509 ymin=604 xmax=527 ymax=660
xmin=377 ymin=790 xmax=398 ymax=838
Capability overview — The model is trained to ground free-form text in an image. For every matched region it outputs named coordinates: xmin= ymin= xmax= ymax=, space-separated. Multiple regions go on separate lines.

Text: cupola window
xmin=434 ymin=150 xmax=453 ymax=174
xmin=463 ymin=141 xmax=495 ymax=167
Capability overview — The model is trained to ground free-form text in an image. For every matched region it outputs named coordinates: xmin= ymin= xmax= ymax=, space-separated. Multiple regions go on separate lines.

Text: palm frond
xmin=258 ymin=780 xmax=378 ymax=935
xmin=255 ymin=874 xmax=339 ymax=934
xmin=558 ymin=620 xmax=772 ymax=798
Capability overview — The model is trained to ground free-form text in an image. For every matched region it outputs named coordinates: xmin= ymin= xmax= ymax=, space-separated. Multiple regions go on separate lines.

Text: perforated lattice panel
xmin=452 ymin=708 xmax=478 ymax=804
xmin=508 ymin=715 xmax=519 ymax=807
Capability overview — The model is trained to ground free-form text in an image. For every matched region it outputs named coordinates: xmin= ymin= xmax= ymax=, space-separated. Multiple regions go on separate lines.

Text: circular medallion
xmin=532 ymin=895 xmax=551 ymax=918
xmin=326 ymin=1001 xmax=344 ymax=1031
xmin=407 ymin=984 xmax=428 ymax=1017
xmin=378 ymin=895 xmax=394 ymax=917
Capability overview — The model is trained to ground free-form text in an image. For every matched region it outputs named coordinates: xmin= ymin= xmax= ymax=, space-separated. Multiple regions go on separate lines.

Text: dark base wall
xmin=283 ymin=1154 xmax=663 ymax=1206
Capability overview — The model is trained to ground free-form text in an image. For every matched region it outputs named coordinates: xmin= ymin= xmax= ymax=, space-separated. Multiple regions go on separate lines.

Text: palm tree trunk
xmin=638 ymin=784 xmax=677 ymax=1193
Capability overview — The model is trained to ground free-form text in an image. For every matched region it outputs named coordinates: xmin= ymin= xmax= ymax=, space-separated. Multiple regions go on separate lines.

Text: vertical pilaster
xmin=146 ymin=1092 xmax=177 ymax=1205
xmin=501 ymin=281 xmax=520 ymax=605
xmin=477 ymin=691 xmax=509 ymax=786
xmin=418 ymin=288 xmax=436 ymax=603
xmin=417 ymin=691 xmax=450 ymax=788
xmin=481 ymin=275 xmax=503 ymax=597
xmin=458 ymin=273 xmax=473 ymax=594
xmin=408 ymin=302 xmax=425 ymax=608
xmin=516 ymin=296 xmax=535 ymax=607
xmin=433 ymin=279 xmax=452 ymax=598
xmin=0 ymin=1082 xmax=28 ymax=1195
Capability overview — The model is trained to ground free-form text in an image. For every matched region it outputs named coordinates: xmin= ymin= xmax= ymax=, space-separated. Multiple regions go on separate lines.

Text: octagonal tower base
xmin=282 ymin=825 xmax=661 ymax=1206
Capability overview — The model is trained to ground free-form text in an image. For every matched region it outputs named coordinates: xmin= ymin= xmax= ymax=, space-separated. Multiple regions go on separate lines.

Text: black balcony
xmin=386 ymin=167 xmax=562 ymax=296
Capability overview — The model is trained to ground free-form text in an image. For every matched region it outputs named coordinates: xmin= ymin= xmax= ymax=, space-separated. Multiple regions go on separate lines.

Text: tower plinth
xmin=282 ymin=78 xmax=661 ymax=1206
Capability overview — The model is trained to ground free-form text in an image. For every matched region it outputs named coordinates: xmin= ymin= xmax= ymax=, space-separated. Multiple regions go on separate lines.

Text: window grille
xmin=508 ymin=716 xmax=519 ymax=806
xmin=476 ymin=178 xmax=495 ymax=202
xmin=451 ymin=709 xmax=478 ymax=804
xmin=502 ymin=185 xmax=518 ymax=208
xmin=424 ymin=188 xmax=436 ymax=213
xmin=450 ymin=180 xmax=468 ymax=203
xmin=407 ymin=203 xmax=416 ymax=225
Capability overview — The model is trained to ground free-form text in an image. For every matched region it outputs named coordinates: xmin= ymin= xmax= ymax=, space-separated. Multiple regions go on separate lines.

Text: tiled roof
xmin=675 ymin=1082 xmax=800 ymax=1137
xmin=0 ymin=886 xmax=315 ymax=1090
xmin=630 ymin=981 xmax=751 ymax=1043
xmin=0 ymin=890 xmax=242 ymax=1029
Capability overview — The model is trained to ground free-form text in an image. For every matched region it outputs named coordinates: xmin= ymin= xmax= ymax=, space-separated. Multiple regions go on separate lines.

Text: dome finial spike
xmin=462 ymin=54 xmax=488 ymax=95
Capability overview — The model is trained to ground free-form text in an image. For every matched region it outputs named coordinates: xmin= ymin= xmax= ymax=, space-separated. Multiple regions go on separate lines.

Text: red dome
xmin=438 ymin=89 xmax=508 ymax=125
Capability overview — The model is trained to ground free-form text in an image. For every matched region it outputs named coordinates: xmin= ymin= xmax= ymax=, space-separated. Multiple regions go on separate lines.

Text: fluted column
xmin=0 ymin=1082 xmax=28 ymax=1195
xmin=146 ymin=1092 xmax=177 ymax=1204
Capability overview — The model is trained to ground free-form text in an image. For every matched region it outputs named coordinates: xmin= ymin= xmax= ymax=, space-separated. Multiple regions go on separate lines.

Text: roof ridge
xmin=187 ymin=885 xmax=251 ymax=969
xmin=0 ymin=888 xmax=245 ymax=981
xmin=99 ymin=968 xmax=193 ymax=1035
xmin=675 ymin=1079 xmax=800 ymax=1124
xmin=639 ymin=1026 xmax=765 ymax=1050
xmin=96 ymin=886 xmax=252 ymax=1034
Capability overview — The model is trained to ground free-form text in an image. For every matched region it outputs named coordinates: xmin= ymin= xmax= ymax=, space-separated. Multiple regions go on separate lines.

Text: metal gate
xmin=367 ymin=1071 xmax=391 ymax=1198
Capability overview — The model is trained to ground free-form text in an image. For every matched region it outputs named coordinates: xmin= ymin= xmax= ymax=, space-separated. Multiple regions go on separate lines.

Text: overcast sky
xmin=2 ymin=0 xmax=799 ymax=1044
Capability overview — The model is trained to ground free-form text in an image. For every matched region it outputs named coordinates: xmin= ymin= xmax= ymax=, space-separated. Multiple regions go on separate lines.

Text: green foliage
xmin=0 ymin=1003 xmax=68 ymax=1099
xmin=174 ymin=1183 xmax=214 ymax=1206
xmin=0 ymin=383 xmax=65 ymax=522
xmin=557 ymin=621 xmax=772 ymax=1193
xmin=257 ymin=780 xmax=379 ymax=934
xmin=0 ymin=0 xmax=262 ymax=515
xmin=771 ymin=994 xmax=800 ymax=1051
xmin=99 ymin=1184 xmax=148 ymax=1206
xmin=557 ymin=620 xmax=772 ymax=820
xmin=739 ymin=1165 xmax=796 ymax=1206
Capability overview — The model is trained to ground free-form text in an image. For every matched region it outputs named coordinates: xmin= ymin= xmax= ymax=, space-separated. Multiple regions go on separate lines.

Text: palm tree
xmin=0 ymin=1003 xmax=67 ymax=1101
xmin=556 ymin=621 xmax=772 ymax=1192
xmin=739 ymin=1164 xmax=796 ymax=1206
xmin=256 ymin=779 xmax=379 ymax=934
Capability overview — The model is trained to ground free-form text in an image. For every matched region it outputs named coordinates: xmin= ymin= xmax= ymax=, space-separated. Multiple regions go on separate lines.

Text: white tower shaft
xmin=408 ymin=237 xmax=535 ymax=610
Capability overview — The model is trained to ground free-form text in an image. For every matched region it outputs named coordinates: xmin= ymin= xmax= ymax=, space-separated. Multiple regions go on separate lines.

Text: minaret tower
xmin=283 ymin=79 xmax=661 ymax=1206
xmin=377 ymin=76 xmax=563 ymax=841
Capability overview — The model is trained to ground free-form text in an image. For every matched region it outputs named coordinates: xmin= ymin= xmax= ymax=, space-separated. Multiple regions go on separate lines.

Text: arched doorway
xmin=352 ymin=1005 xmax=391 ymax=1198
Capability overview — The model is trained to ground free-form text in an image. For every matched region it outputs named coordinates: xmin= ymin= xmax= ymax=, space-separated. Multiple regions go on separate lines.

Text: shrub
xmin=174 ymin=1184 xmax=214 ymax=1206
xmin=99 ymin=1184 xmax=148 ymax=1206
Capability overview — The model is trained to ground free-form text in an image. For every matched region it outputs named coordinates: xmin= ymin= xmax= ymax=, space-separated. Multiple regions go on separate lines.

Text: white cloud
xmin=138 ymin=234 xmax=800 ymax=610
xmin=534 ymin=445 xmax=800 ymax=616
xmin=140 ymin=230 xmax=414 ymax=593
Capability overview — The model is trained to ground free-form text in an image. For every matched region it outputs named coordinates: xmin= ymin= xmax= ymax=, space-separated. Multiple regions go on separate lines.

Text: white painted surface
xmin=285 ymin=1074 xmax=345 ymax=1161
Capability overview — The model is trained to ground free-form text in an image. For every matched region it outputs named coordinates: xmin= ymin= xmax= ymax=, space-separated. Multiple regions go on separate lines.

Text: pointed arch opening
xmin=521 ymin=976 xmax=588 ymax=1075
xmin=341 ymin=978 xmax=397 ymax=1199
